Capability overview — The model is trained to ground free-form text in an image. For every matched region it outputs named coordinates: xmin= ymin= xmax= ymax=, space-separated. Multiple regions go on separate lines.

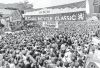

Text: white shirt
xmin=62 ymin=52 xmax=72 ymax=63
xmin=61 ymin=44 xmax=66 ymax=50
xmin=93 ymin=49 xmax=100 ymax=60
xmin=9 ymin=63 xmax=15 ymax=68
xmin=1 ymin=19 xmax=6 ymax=26
xmin=92 ymin=37 xmax=100 ymax=45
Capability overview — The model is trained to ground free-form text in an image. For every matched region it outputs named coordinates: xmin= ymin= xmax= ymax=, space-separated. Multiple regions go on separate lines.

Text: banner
xmin=23 ymin=21 xmax=40 ymax=28
xmin=42 ymin=21 xmax=58 ymax=28
xmin=25 ymin=11 xmax=86 ymax=21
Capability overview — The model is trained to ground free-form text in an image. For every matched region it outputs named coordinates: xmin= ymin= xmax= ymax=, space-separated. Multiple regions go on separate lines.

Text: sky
xmin=0 ymin=0 xmax=85 ymax=9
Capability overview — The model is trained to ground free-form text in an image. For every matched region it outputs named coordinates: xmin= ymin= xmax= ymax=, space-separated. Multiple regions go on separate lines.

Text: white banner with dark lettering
xmin=24 ymin=11 xmax=86 ymax=28
xmin=25 ymin=11 xmax=86 ymax=21
xmin=42 ymin=21 xmax=58 ymax=28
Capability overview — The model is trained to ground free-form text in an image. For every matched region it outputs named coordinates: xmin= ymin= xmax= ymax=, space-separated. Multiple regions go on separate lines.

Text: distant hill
xmin=0 ymin=3 xmax=19 ymax=9
xmin=0 ymin=3 xmax=34 ymax=12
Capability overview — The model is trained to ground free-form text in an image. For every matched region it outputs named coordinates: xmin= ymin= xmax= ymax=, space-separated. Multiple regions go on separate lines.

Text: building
xmin=24 ymin=0 xmax=100 ymax=29
xmin=23 ymin=0 xmax=100 ymax=37
xmin=88 ymin=0 xmax=100 ymax=13
xmin=24 ymin=1 xmax=86 ymax=15
xmin=24 ymin=1 xmax=86 ymax=21
xmin=23 ymin=1 xmax=86 ymax=28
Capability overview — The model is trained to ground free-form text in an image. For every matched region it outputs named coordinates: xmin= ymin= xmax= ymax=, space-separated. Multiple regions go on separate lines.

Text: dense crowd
xmin=0 ymin=26 xmax=99 ymax=68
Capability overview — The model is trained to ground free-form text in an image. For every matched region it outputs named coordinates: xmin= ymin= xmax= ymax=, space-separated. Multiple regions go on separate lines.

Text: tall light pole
xmin=86 ymin=0 xmax=90 ymax=15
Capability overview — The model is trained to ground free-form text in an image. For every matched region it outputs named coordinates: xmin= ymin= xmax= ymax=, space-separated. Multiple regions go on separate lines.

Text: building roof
xmin=24 ymin=1 xmax=86 ymax=15
xmin=47 ymin=1 xmax=85 ymax=9
xmin=33 ymin=1 xmax=86 ymax=11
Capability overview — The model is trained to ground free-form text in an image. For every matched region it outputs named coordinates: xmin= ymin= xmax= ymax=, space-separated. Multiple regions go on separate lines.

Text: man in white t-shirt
xmin=62 ymin=48 xmax=72 ymax=63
